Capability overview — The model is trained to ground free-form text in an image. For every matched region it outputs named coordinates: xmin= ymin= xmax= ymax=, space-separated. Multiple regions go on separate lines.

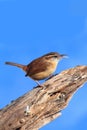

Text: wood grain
xmin=0 ymin=65 xmax=87 ymax=130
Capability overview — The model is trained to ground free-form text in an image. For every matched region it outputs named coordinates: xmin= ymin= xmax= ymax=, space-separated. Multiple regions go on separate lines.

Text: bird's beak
xmin=60 ymin=54 xmax=68 ymax=59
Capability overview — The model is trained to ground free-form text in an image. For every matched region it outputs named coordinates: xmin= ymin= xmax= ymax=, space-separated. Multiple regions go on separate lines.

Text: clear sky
xmin=0 ymin=0 xmax=87 ymax=130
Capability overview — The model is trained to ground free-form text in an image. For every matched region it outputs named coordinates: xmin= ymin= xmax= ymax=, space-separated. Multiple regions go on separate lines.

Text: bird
xmin=5 ymin=52 xmax=66 ymax=86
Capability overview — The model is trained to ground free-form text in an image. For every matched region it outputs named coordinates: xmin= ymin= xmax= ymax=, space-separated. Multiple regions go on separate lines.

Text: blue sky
xmin=0 ymin=0 xmax=87 ymax=130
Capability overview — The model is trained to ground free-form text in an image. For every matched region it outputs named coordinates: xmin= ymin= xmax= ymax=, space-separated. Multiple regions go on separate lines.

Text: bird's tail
xmin=5 ymin=62 xmax=27 ymax=72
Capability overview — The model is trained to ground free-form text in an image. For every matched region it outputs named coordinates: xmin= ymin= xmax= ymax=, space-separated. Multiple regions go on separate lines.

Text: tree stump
xmin=0 ymin=65 xmax=87 ymax=130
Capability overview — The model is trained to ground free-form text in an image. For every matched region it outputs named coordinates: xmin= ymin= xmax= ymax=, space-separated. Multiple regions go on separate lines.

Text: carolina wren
xmin=5 ymin=52 xmax=66 ymax=86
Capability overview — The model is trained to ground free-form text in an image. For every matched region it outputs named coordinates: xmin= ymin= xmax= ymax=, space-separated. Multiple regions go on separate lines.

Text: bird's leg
xmin=35 ymin=80 xmax=41 ymax=86
xmin=33 ymin=80 xmax=45 ymax=88
xmin=45 ymin=74 xmax=55 ymax=81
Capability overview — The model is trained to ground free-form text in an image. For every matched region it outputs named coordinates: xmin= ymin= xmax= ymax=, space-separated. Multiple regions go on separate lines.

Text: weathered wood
xmin=0 ymin=65 xmax=87 ymax=130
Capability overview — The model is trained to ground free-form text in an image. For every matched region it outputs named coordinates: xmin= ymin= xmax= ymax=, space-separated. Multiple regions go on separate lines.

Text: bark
xmin=0 ymin=65 xmax=87 ymax=130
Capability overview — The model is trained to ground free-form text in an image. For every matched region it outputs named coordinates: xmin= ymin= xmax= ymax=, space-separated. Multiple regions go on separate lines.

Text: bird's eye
xmin=53 ymin=56 xmax=58 ymax=58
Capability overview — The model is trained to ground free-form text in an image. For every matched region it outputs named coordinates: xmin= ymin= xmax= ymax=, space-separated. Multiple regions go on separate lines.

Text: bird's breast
xmin=30 ymin=60 xmax=59 ymax=80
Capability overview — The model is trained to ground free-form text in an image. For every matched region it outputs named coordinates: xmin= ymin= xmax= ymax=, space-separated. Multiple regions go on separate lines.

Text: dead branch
xmin=0 ymin=65 xmax=87 ymax=130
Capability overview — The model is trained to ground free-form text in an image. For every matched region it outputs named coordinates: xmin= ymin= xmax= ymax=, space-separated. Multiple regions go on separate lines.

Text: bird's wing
xmin=25 ymin=57 xmax=49 ymax=76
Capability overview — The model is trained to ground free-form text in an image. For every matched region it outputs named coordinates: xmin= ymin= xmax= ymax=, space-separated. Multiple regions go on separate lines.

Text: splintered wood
xmin=0 ymin=66 xmax=87 ymax=130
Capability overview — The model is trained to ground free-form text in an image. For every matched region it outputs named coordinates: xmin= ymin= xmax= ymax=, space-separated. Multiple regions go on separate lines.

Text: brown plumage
xmin=5 ymin=52 xmax=66 ymax=85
